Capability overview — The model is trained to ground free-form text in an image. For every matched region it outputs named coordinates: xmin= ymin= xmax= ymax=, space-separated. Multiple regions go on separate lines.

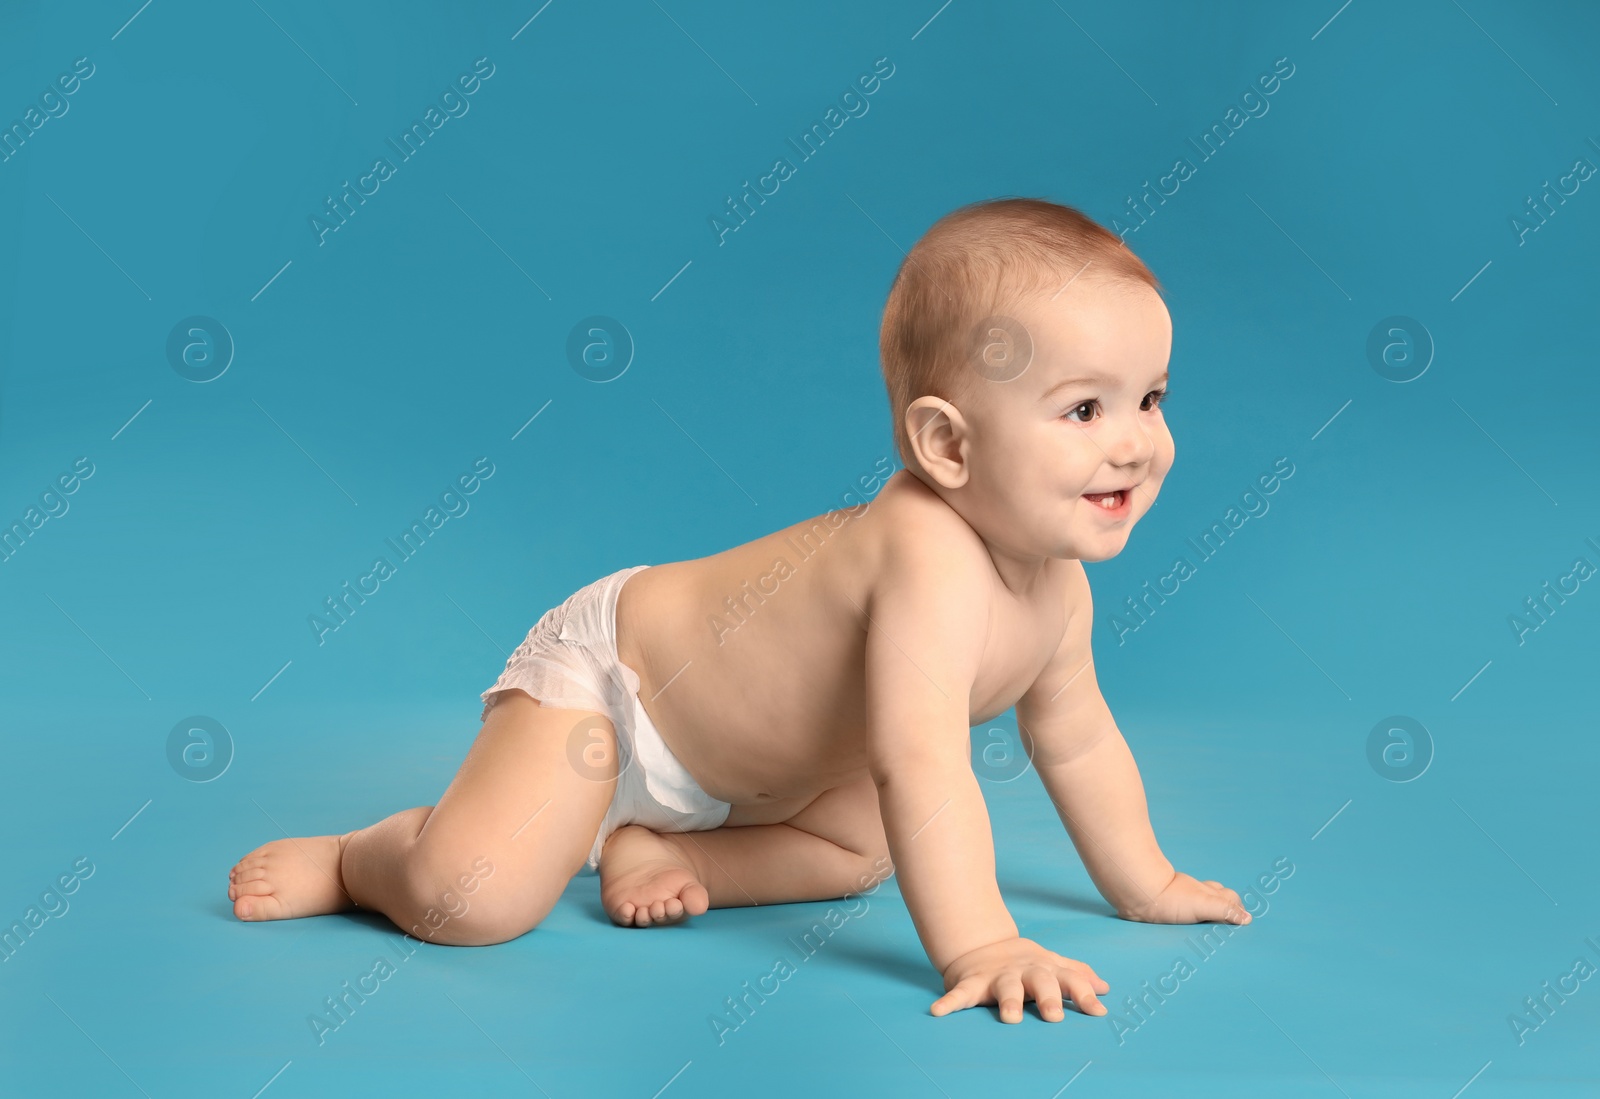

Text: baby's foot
xmin=599 ymin=825 xmax=710 ymax=928
xmin=228 ymin=834 xmax=354 ymax=921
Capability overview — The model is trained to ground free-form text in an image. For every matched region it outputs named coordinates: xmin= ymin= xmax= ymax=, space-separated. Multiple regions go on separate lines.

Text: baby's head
xmin=878 ymin=198 xmax=1173 ymax=564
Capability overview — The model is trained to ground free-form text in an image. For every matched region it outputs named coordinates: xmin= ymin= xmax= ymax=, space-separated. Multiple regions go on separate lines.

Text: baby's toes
xmin=229 ymin=878 xmax=275 ymax=902
xmin=679 ymin=881 xmax=709 ymax=916
xmin=228 ymin=867 xmax=266 ymax=897
xmin=234 ymin=891 xmax=291 ymax=921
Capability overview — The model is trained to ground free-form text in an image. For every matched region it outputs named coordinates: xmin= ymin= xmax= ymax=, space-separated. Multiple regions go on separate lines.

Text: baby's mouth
xmin=1082 ymin=489 xmax=1127 ymax=510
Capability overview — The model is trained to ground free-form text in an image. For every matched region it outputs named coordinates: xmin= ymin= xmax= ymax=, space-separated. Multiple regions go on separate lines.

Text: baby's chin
xmin=1065 ymin=543 xmax=1127 ymax=564
xmin=1060 ymin=527 xmax=1136 ymax=563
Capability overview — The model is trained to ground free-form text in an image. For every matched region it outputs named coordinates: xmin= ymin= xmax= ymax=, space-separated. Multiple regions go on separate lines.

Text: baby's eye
xmin=1142 ymin=388 xmax=1170 ymax=412
xmin=1062 ymin=400 xmax=1098 ymax=423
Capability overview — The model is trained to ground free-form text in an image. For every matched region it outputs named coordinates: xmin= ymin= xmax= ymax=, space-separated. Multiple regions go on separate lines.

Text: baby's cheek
xmin=1155 ymin=423 xmax=1176 ymax=478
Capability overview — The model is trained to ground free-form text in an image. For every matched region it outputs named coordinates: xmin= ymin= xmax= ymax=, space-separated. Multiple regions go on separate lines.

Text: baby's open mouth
xmin=1082 ymin=489 xmax=1128 ymax=511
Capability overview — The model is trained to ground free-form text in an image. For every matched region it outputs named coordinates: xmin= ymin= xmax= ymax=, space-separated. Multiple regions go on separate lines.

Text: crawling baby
xmin=228 ymin=197 xmax=1249 ymax=1025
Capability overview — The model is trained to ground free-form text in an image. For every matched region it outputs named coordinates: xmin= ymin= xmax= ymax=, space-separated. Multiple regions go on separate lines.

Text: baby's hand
xmin=1120 ymin=871 xmax=1250 ymax=926
xmin=930 ymin=937 xmax=1109 ymax=1023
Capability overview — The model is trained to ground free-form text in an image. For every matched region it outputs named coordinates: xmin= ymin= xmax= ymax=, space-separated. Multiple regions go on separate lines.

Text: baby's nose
xmin=1104 ymin=413 xmax=1155 ymax=467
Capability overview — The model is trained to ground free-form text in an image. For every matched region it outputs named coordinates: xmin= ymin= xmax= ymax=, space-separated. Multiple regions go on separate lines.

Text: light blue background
xmin=2 ymin=1 xmax=1597 ymax=1095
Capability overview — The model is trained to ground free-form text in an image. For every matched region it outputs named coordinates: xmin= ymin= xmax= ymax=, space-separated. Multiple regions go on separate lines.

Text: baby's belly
xmin=650 ymin=688 xmax=872 ymax=805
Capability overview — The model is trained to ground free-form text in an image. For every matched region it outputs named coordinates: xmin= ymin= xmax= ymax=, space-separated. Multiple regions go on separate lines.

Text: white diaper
xmin=479 ymin=564 xmax=732 ymax=873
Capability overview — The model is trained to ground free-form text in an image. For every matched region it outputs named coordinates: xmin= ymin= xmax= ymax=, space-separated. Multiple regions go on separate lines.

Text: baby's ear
xmin=905 ymin=397 xmax=969 ymax=490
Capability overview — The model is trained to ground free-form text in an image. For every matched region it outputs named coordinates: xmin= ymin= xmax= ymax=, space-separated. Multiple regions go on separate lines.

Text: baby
xmin=227 ymin=197 xmax=1249 ymax=1025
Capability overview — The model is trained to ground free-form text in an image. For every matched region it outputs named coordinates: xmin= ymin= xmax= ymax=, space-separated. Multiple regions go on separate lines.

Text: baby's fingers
xmin=930 ymin=976 xmax=985 ymax=1017
xmin=1057 ymin=969 xmax=1107 ymax=1016
xmin=996 ymin=973 xmax=1027 ymax=1024
xmin=1055 ymin=956 xmax=1110 ymax=993
xmin=1048 ymin=954 xmax=1111 ymax=996
xmin=1026 ymin=967 xmax=1065 ymax=1022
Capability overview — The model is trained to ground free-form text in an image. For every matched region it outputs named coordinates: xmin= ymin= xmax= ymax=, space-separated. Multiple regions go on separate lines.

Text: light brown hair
xmin=878 ymin=197 xmax=1163 ymax=471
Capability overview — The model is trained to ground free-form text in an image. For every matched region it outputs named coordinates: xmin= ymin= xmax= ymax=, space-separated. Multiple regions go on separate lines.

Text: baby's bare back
xmin=615 ymin=470 xmax=1073 ymax=816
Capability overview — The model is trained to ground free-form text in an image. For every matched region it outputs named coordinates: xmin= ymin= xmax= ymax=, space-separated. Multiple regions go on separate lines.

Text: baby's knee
xmin=848 ymin=824 xmax=893 ymax=885
xmin=399 ymin=846 xmax=545 ymax=946
xmin=841 ymin=846 xmax=894 ymax=895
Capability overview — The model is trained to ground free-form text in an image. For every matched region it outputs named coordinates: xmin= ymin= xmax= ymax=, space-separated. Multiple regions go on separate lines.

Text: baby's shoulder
xmin=849 ymin=476 xmax=996 ymax=681
xmin=857 ymin=473 xmax=994 ymax=605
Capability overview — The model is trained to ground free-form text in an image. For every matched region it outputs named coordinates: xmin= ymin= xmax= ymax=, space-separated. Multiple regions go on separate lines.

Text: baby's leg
xmin=600 ymin=772 xmax=890 ymax=926
xmin=227 ymin=690 xmax=617 ymax=945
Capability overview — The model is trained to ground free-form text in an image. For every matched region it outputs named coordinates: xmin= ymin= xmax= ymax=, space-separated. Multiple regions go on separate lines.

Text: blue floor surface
xmin=5 ymin=703 xmax=1599 ymax=1095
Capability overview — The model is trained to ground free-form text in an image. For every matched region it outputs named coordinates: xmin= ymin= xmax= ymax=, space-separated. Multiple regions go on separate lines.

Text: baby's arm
xmin=863 ymin=540 xmax=1108 ymax=1024
xmin=1016 ymin=562 xmax=1249 ymax=925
